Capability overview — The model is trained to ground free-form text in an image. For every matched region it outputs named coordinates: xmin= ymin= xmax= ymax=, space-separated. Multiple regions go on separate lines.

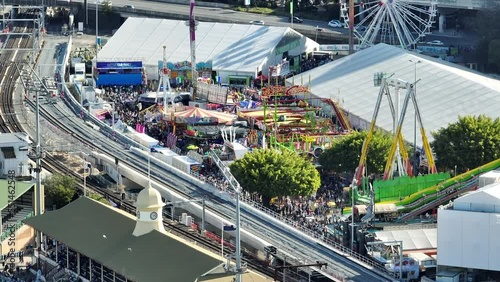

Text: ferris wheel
xmin=340 ymin=0 xmax=437 ymax=50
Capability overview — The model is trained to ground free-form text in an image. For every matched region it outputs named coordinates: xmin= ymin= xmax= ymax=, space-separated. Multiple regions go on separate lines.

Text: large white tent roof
xmin=291 ymin=44 xmax=500 ymax=148
xmin=98 ymin=17 xmax=291 ymax=73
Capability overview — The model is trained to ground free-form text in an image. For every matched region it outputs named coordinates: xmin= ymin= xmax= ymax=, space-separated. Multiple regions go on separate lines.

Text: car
xmin=250 ymin=20 xmax=265 ymax=25
xmin=289 ymin=16 xmax=303 ymax=23
xmin=315 ymin=26 xmax=326 ymax=32
xmin=328 ymin=20 xmax=343 ymax=28
xmin=426 ymin=40 xmax=444 ymax=46
xmin=124 ymin=4 xmax=134 ymax=9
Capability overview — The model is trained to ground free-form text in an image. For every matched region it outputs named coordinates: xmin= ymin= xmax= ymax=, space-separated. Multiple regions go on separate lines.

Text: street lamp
xmin=82 ymin=153 xmax=90 ymax=197
xmin=95 ymin=0 xmax=99 ymax=63
xmin=409 ymin=59 xmax=421 ymax=175
xmin=209 ymin=150 xmax=244 ymax=282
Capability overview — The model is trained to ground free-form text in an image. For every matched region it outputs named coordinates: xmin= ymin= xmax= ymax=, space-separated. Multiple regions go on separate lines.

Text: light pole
xmin=209 ymin=150 xmax=243 ymax=282
xmin=95 ymin=0 xmax=99 ymax=63
xmin=409 ymin=59 xmax=421 ymax=175
xmin=82 ymin=153 xmax=90 ymax=197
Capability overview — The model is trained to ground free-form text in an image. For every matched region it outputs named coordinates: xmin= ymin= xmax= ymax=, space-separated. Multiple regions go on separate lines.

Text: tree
xmin=475 ymin=7 xmax=500 ymax=72
xmin=431 ymin=115 xmax=500 ymax=173
xmin=318 ymin=130 xmax=393 ymax=174
xmin=229 ymin=149 xmax=321 ymax=207
xmin=488 ymin=39 xmax=500 ymax=72
xmin=43 ymin=174 xmax=78 ymax=209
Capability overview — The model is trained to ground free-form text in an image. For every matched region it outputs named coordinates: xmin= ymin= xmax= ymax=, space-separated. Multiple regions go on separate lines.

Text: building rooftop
xmin=288 ymin=43 xmax=500 ymax=148
xmin=453 ymin=182 xmax=500 ymax=213
xmin=0 ymin=132 xmax=30 ymax=145
xmin=98 ymin=17 xmax=301 ymax=73
xmin=0 ymin=180 xmax=33 ymax=210
xmin=23 ymin=197 xmax=222 ymax=282
xmin=374 ymin=228 xmax=437 ymax=251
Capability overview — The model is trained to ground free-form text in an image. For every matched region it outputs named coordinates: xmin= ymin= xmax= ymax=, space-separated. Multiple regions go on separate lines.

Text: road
xmin=66 ymin=0 xmax=349 ymax=38
xmin=23 ymin=34 xmax=394 ymax=282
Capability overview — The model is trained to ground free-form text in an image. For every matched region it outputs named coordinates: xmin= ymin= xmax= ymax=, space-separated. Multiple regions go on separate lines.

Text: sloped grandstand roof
xmin=290 ymin=43 xmax=500 ymax=148
xmin=99 ymin=17 xmax=291 ymax=72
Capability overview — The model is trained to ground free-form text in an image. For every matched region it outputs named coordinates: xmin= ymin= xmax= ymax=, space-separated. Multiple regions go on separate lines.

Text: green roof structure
xmin=0 ymin=179 xmax=34 ymax=210
xmin=24 ymin=197 xmax=222 ymax=282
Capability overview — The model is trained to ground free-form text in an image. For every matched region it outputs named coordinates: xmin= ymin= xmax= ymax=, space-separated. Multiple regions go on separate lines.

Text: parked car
xmin=289 ymin=16 xmax=303 ymax=23
xmin=315 ymin=26 xmax=326 ymax=32
xmin=124 ymin=4 xmax=134 ymax=9
xmin=426 ymin=40 xmax=444 ymax=46
xmin=250 ymin=20 xmax=265 ymax=25
xmin=328 ymin=20 xmax=343 ymax=28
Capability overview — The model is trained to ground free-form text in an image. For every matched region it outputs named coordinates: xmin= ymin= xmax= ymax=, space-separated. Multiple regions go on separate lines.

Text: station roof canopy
xmin=98 ymin=17 xmax=296 ymax=73
xmin=374 ymin=228 xmax=437 ymax=251
xmin=0 ymin=180 xmax=33 ymax=210
xmin=290 ymin=43 xmax=500 ymax=148
xmin=23 ymin=197 xmax=221 ymax=282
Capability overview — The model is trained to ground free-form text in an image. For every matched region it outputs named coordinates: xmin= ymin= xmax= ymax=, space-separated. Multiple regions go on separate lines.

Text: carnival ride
xmin=239 ymin=85 xmax=352 ymax=156
xmin=339 ymin=0 xmax=437 ymax=49
xmin=344 ymin=157 xmax=500 ymax=219
xmin=347 ymin=77 xmax=438 ymax=219
xmin=353 ymin=77 xmax=436 ymax=189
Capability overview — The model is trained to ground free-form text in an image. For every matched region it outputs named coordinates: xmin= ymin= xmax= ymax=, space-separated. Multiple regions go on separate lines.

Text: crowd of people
xmin=300 ymin=55 xmax=334 ymax=73
xmin=87 ymin=53 xmax=349 ymax=242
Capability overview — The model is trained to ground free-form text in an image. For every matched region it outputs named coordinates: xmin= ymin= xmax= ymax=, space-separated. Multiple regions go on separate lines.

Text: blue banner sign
xmin=97 ymin=61 xmax=143 ymax=69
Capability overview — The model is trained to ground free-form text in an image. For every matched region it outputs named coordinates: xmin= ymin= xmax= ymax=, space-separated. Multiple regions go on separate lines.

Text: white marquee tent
xmin=287 ymin=43 xmax=500 ymax=149
xmin=98 ymin=17 xmax=318 ymax=81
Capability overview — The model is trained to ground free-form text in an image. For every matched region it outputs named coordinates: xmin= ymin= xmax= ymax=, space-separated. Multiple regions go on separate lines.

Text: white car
xmin=426 ymin=40 xmax=444 ymax=46
xmin=328 ymin=20 xmax=343 ymax=28
xmin=250 ymin=20 xmax=265 ymax=25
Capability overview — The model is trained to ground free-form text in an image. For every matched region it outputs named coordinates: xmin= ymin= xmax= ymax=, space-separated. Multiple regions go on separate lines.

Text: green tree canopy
xmin=229 ymin=149 xmax=321 ymax=207
xmin=318 ymin=130 xmax=394 ymax=174
xmin=43 ymin=174 xmax=77 ymax=209
xmin=431 ymin=115 xmax=500 ymax=173
xmin=476 ymin=7 xmax=500 ymax=72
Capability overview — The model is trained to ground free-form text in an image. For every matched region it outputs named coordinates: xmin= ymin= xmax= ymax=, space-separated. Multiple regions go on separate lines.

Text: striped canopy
xmin=173 ymin=108 xmax=236 ymax=124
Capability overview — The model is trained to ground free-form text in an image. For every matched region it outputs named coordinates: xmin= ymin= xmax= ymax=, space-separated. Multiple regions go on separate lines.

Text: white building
xmin=0 ymin=132 xmax=31 ymax=177
xmin=437 ymin=181 xmax=500 ymax=273
xmin=98 ymin=17 xmax=319 ymax=83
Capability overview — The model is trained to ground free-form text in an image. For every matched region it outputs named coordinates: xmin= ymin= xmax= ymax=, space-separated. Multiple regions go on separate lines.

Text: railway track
xmin=0 ymin=50 xmax=277 ymax=280
xmin=29 ymin=104 xmax=278 ymax=279
xmin=0 ymin=26 xmax=33 ymax=133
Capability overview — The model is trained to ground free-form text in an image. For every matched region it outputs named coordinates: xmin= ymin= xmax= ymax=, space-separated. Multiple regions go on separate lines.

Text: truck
xmin=74 ymin=63 xmax=86 ymax=82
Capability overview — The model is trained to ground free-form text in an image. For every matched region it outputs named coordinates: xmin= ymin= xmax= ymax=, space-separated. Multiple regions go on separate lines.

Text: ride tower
xmin=352 ymin=75 xmax=437 ymax=190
